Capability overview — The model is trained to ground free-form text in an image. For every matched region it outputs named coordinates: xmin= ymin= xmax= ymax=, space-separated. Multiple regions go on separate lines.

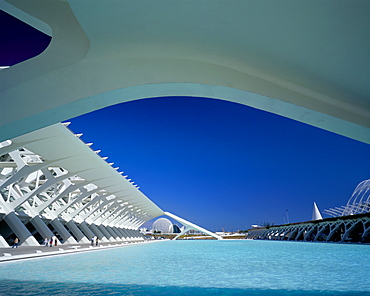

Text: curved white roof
xmin=152 ymin=218 xmax=173 ymax=234
xmin=0 ymin=0 xmax=369 ymax=143
xmin=1 ymin=123 xmax=164 ymax=224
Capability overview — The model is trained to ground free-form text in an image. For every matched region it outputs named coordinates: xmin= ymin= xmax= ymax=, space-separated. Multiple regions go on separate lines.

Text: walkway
xmin=0 ymin=240 xmax=157 ymax=263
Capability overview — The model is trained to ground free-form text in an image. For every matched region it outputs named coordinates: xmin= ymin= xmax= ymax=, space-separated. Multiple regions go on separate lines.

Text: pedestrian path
xmin=0 ymin=241 xmax=152 ymax=262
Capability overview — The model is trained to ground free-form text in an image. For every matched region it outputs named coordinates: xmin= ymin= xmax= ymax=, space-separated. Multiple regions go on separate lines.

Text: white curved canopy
xmin=0 ymin=0 xmax=369 ymax=143
xmin=0 ymin=123 xmax=164 ymax=224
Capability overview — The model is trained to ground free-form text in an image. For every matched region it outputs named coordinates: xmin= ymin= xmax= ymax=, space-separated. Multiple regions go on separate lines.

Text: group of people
xmin=44 ymin=236 xmax=58 ymax=247
xmin=91 ymin=236 xmax=99 ymax=246
xmin=11 ymin=236 xmax=100 ymax=248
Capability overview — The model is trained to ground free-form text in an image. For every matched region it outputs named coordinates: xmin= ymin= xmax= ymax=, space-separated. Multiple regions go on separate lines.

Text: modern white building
xmin=0 ymin=1 xmax=368 ymax=145
xmin=324 ymin=179 xmax=370 ymax=217
xmin=152 ymin=218 xmax=175 ymax=234
xmin=0 ymin=123 xmax=222 ymax=247
xmin=0 ymin=1 xmax=368 ymax=245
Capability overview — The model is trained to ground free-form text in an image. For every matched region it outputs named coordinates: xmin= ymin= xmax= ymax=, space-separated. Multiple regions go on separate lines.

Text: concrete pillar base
xmin=22 ymin=236 xmax=41 ymax=247
xmin=0 ymin=235 xmax=9 ymax=247
xmin=4 ymin=212 xmax=39 ymax=246
xmin=64 ymin=236 xmax=79 ymax=245
xmin=115 ymin=228 xmax=128 ymax=241
xmin=50 ymin=218 xmax=77 ymax=245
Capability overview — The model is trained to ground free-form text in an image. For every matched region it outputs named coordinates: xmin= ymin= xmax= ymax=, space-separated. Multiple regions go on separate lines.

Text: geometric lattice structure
xmin=0 ymin=123 xmax=164 ymax=247
xmin=324 ymin=179 xmax=370 ymax=217
xmin=0 ymin=123 xmax=220 ymax=247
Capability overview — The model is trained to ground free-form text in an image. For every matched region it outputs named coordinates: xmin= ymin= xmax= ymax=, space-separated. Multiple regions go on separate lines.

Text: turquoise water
xmin=0 ymin=240 xmax=369 ymax=295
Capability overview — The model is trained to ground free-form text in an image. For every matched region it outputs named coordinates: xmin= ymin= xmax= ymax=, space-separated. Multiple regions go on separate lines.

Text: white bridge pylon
xmin=165 ymin=212 xmax=223 ymax=240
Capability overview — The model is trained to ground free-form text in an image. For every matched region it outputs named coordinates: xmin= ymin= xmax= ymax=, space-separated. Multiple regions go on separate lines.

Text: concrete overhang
xmin=3 ymin=123 xmax=165 ymax=220
xmin=0 ymin=0 xmax=368 ymax=143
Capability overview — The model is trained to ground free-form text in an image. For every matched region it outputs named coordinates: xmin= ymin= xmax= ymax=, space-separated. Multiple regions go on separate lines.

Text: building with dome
xmin=152 ymin=218 xmax=181 ymax=234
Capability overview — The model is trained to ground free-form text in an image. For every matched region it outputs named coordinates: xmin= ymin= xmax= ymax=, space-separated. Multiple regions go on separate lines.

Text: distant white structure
xmin=251 ymin=225 xmax=261 ymax=228
xmin=324 ymin=179 xmax=370 ymax=217
xmin=165 ymin=212 xmax=223 ymax=240
xmin=311 ymin=202 xmax=323 ymax=220
xmin=152 ymin=218 xmax=174 ymax=234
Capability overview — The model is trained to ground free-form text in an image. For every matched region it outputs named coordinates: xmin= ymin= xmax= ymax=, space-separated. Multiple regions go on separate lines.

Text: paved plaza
xmin=0 ymin=241 xmax=150 ymax=263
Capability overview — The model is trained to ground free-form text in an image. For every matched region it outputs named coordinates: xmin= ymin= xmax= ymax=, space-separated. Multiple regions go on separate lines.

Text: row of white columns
xmin=0 ymin=210 xmax=145 ymax=247
xmin=0 ymin=142 xmax=147 ymax=247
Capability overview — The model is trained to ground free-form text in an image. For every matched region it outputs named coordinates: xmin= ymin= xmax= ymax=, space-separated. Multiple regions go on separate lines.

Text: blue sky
xmin=69 ymin=97 xmax=370 ymax=231
xmin=2 ymin=9 xmax=369 ymax=232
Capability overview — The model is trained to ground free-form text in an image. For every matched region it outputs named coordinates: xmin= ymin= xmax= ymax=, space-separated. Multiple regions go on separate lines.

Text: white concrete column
xmin=114 ymin=227 xmax=127 ymax=239
xmin=110 ymin=227 xmax=125 ymax=240
xmin=98 ymin=224 xmax=116 ymax=242
xmin=105 ymin=226 xmax=119 ymax=239
xmin=30 ymin=215 xmax=54 ymax=241
xmin=50 ymin=218 xmax=77 ymax=245
xmin=126 ymin=229 xmax=137 ymax=241
xmin=65 ymin=220 xmax=89 ymax=243
xmin=79 ymin=221 xmax=95 ymax=240
xmin=3 ymin=212 xmax=39 ymax=246
xmin=88 ymin=223 xmax=108 ymax=242
xmin=121 ymin=228 xmax=133 ymax=241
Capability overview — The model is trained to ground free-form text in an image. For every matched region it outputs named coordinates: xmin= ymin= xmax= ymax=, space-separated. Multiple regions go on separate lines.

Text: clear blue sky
xmin=2 ymin=10 xmax=369 ymax=232
xmin=69 ymin=97 xmax=370 ymax=231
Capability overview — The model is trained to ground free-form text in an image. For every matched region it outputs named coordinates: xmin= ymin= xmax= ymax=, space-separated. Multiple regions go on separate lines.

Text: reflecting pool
xmin=0 ymin=240 xmax=369 ymax=295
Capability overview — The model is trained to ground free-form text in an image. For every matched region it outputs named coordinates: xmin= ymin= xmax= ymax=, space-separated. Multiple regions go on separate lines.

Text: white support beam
xmin=165 ymin=212 xmax=223 ymax=240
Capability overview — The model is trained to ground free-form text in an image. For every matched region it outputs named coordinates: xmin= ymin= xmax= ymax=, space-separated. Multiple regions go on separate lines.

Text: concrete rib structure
xmin=247 ymin=213 xmax=370 ymax=243
xmin=324 ymin=179 xmax=370 ymax=217
xmin=0 ymin=123 xmax=221 ymax=247
xmin=0 ymin=123 xmax=157 ymax=246
xmin=249 ymin=183 xmax=370 ymax=243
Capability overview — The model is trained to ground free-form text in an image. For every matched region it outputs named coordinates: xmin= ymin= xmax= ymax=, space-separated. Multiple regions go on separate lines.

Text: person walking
xmin=44 ymin=237 xmax=48 ymax=247
xmin=95 ymin=237 xmax=99 ymax=246
xmin=54 ymin=236 xmax=58 ymax=246
xmin=49 ymin=237 xmax=53 ymax=247
xmin=12 ymin=237 xmax=19 ymax=248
